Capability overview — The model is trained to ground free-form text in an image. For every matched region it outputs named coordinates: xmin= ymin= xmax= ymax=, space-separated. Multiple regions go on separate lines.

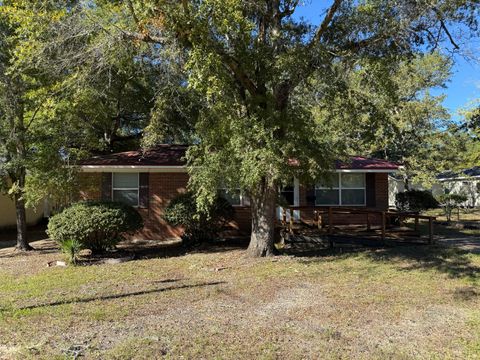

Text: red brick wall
xmin=137 ymin=173 xmax=189 ymax=239
xmin=78 ymin=172 xmax=390 ymax=238
xmin=138 ymin=173 xmax=252 ymax=239
xmin=223 ymin=206 xmax=251 ymax=236
xmin=374 ymin=173 xmax=389 ymax=210
xmin=78 ymin=172 xmax=252 ymax=240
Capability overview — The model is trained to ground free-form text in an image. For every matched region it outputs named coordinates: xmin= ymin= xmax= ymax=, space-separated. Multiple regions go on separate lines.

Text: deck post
xmin=328 ymin=207 xmax=333 ymax=234
xmin=289 ymin=209 xmax=294 ymax=234
xmin=315 ymin=210 xmax=322 ymax=230
xmin=414 ymin=216 xmax=419 ymax=232
xmin=381 ymin=211 xmax=386 ymax=242
xmin=282 ymin=208 xmax=287 ymax=226
xmin=428 ymin=217 xmax=434 ymax=244
xmin=366 ymin=213 xmax=371 ymax=231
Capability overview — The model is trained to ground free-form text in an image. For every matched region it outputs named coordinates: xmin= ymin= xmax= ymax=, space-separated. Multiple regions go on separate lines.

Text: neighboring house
xmin=78 ymin=144 xmax=399 ymax=240
xmin=0 ymin=192 xmax=46 ymax=229
xmin=432 ymin=167 xmax=480 ymax=207
xmin=0 ymin=159 xmax=47 ymax=229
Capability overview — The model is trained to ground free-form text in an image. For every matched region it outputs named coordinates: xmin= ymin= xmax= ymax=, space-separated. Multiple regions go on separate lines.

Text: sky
xmin=294 ymin=1 xmax=480 ymax=121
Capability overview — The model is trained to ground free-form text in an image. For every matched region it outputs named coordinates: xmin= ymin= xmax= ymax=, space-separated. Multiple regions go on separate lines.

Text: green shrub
xmin=47 ymin=201 xmax=143 ymax=254
xmin=163 ymin=192 xmax=234 ymax=246
xmin=436 ymin=193 xmax=468 ymax=222
xmin=395 ymin=190 xmax=439 ymax=212
xmin=60 ymin=239 xmax=83 ymax=265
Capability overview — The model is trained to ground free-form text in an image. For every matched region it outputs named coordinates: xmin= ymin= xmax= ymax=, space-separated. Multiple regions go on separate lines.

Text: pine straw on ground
xmin=0 ymin=240 xmax=479 ymax=359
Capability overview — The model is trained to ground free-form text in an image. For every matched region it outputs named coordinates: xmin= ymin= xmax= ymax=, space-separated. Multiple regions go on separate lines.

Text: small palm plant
xmin=60 ymin=239 xmax=83 ymax=265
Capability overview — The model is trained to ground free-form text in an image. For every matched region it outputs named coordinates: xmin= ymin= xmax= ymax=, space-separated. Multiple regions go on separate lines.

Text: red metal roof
xmin=79 ymin=145 xmax=399 ymax=170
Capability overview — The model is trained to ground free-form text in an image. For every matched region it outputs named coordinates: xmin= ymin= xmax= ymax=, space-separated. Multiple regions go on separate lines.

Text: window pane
xmin=280 ymin=191 xmax=294 ymax=206
xmin=315 ymin=189 xmax=339 ymax=205
xmin=280 ymin=185 xmax=294 ymax=205
xmin=316 ymin=174 xmax=339 ymax=188
xmin=113 ymin=173 xmax=138 ymax=188
xmin=113 ymin=190 xmax=139 ymax=206
xmin=341 ymin=173 xmax=365 ymax=188
xmin=219 ymin=189 xmax=241 ymax=205
xmin=341 ymin=189 xmax=365 ymax=205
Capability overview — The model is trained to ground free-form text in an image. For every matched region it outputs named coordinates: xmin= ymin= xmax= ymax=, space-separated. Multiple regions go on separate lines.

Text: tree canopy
xmin=121 ymin=0 xmax=479 ymax=255
xmin=1 ymin=0 xmax=479 ymax=255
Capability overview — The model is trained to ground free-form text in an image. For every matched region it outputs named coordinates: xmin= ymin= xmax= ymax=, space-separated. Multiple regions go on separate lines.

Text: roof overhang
xmin=80 ymin=165 xmax=397 ymax=173
xmin=438 ymin=175 xmax=480 ymax=182
xmin=336 ymin=169 xmax=399 ymax=173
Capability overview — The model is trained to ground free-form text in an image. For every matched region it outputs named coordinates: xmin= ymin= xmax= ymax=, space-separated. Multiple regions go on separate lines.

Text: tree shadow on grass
xmin=0 ymin=236 xmax=250 ymax=261
xmin=364 ymin=245 xmax=480 ymax=281
xmin=0 ymin=239 xmax=59 ymax=259
xmin=11 ymin=281 xmax=226 ymax=311
xmin=284 ymin=236 xmax=480 ymax=281
xmin=119 ymin=237 xmax=250 ymax=261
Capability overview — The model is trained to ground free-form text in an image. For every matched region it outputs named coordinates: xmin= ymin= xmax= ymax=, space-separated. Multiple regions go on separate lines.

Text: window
xmin=315 ymin=173 xmax=365 ymax=206
xmin=315 ymin=174 xmax=340 ymax=205
xmin=280 ymin=185 xmax=295 ymax=206
xmin=218 ymin=188 xmax=242 ymax=206
xmin=112 ymin=173 xmax=139 ymax=206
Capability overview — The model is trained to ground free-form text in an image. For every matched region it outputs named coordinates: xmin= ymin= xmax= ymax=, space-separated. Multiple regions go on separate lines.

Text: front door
xmin=277 ymin=178 xmax=300 ymax=221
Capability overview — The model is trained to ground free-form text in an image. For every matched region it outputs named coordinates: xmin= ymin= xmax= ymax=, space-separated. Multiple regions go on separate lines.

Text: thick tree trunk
xmin=13 ymin=170 xmax=33 ymax=251
xmin=14 ymin=194 xmax=32 ymax=251
xmin=247 ymin=181 xmax=277 ymax=257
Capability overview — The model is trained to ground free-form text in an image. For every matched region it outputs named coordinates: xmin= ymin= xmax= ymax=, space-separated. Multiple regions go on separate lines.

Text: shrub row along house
xmin=78 ymin=144 xmax=399 ymax=239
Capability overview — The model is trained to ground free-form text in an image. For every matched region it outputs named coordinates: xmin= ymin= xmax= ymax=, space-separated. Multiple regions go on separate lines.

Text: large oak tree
xmin=119 ymin=0 xmax=479 ymax=256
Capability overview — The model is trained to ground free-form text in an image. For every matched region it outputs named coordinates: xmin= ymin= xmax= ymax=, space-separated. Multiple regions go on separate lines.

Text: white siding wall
xmin=388 ymin=176 xmax=405 ymax=207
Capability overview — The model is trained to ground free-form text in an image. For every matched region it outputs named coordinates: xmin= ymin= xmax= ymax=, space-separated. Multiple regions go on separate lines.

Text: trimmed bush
xmin=163 ymin=192 xmax=234 ymax=246
xmin=395 ymin=190 xmax=439 ymax=212
xmin=47 ymin=201 xmax=143 ymax=254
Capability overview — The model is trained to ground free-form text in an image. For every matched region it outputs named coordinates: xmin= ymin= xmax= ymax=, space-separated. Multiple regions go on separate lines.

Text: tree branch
xmin=308 ymin=0 xmax=343 ymax=47
xmin=25 ymin=104 xmax=43 ymax=131
xmin=439 ymin=19 xmax=460 ymax=50
xmin=120 ymin=30 xmax=166 ymax=44
xmin=432 ymin=7 xmax=460 ymax=50
xmin=214 ymin=45 xmax=258 ymax=96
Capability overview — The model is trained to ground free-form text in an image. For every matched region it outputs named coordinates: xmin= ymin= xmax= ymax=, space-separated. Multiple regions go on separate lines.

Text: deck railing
xmin=280 ymin=206 xmax=436 ymax=244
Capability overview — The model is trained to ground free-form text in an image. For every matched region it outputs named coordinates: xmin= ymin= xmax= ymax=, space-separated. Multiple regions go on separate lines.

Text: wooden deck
xmin=279 ymin=206 xmax=436 ymax=245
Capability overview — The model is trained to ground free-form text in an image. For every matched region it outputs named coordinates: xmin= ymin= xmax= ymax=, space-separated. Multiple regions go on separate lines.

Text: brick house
xmin=78 ymin=144 xmax=399 ymax=240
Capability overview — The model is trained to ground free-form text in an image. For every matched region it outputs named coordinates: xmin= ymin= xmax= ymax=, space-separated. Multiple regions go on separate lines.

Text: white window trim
xmin=112 ymin=172 xmax=140 ymax=207
xmin=315 ymin=173 xmax=366 ymax=206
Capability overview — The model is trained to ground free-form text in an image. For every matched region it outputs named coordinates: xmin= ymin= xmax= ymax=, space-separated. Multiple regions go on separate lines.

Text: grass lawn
xmin=1 ymin=239 xmax=480 ymax=359
xmin=424 ymin=208 xmax=480 ymax=223
xmin=412 ymin=209 xmax=480 ymax=238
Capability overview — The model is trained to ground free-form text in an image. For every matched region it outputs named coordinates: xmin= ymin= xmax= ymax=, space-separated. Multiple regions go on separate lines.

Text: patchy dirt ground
xmin=0 ymin=235 xmax=479 ymax=359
